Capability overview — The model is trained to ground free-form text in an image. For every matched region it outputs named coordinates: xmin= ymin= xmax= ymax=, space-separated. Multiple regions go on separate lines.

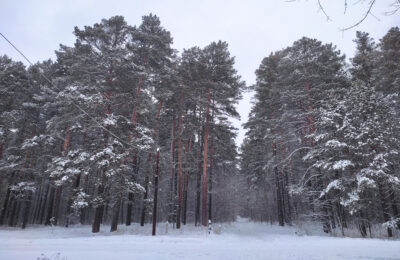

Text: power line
xmin=0 ymin=32 xmax=35 ymax=66
xmin=0 ymin=31 xmax=150 ymax=152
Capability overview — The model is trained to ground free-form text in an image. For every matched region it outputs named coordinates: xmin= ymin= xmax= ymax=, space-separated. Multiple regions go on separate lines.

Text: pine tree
xmin=350 ymin=31 xmax=376 ymax=85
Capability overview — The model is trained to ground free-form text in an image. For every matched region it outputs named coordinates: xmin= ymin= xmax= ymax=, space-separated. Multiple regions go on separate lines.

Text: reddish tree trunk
xmin=208 ymin=99 xmax=215 ymax=223
xmin=202 ymin=89 xmax=211 ymax=226
xmin=63 ymin=133 xmax=71 ymax=151
xmin=195 ymin=125 xmax=203 ymax=226
xmin=208 ymin=137 xmax=213 ymax=223
xmin=183 ymin=135 xmax=192 ymax=225
xmin=177 ymin=94 xmax=184 ymax=229
xmin=151 ymin=100 xmax=163 ymax=236
xmin=169 ymin=120 xmax=176 ymax=223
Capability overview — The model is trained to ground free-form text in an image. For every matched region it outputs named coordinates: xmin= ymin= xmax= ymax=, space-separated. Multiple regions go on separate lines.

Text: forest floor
xmin=0 ymin=218 xmax=399 ymax=260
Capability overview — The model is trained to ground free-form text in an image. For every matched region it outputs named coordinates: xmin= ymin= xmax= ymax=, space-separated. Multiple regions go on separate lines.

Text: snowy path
xmin=0 ymin=221 xmax=399 ymax=260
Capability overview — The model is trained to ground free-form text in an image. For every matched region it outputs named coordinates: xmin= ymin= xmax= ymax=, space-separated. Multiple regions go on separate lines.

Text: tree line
xmin=2 ymin=14 xmax=399 ymax=239
xmin=0 ymin=15 xmax=244 ymax=234
xmin=241 ymin=27 xmax=400 ymax=238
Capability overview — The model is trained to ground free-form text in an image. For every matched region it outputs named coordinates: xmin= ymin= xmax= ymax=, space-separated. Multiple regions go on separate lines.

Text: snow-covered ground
xmin=1 ymin=218 xmax=399 ymax=260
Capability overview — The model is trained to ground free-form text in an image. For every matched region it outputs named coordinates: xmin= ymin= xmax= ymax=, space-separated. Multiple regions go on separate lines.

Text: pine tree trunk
xmin=126 ymin=192 xmax=133 ymax=226
xmin=92 ymin=204 xmax=104 ymax=233
xmin=110 ymin=174 xmax=123 ymax=231
xmin=92 ymin=177 xmax=105 ymax=233
xmin=31 ymin=183 xmax=43 ymax=224
xmin=31 ymin=188 xmax=39 ymax=224
xmin=0 ymin=185 xmax=11 ymax=225
xmin=379 ymin=184 xmax=393 ymax=237
xmin=337 ymin=202 xmax=347 ymax=228
xmin=272 ymin=136 xmax=284 ymax=227
xmin=152 ymin=149 xmax=160 ymax=236
xmin=39 ymin=183 xmax=50 ymax=224
xmin=110 ymin=197 xmax=121 ymax=232
xmin=283 ymin=170 xmax=292 ymax=225
xmin=275 ymin=170 xmax=284 ymax=227
xmin=182 ymin=135 xmax=192 ymax=225
xmin=140 ymin=153 xmax=152 ymax=226
xmin=329 ymin=202 xmax=336 ymax=230
xmin=280 ymin=141 xmax=292 ymax=225
xmin=80 ymin=174 xmax=89 ymax=225
xmin=11 ymin=200 xmax=21 ymax=227
xmin=7 ymin=199 xmax=17 ymax=227
xmin=52 ymin=186 xmax=62 ymax=225
xmin=195 ymin=126 xmax=203 ymax=226
xmin=151 ymin=100 xmax=162 ymax=236
xmin=317 ymin=170 xmax=331 ymax=234
xmin=208 ymin=139 xmax=213 ymax=223
xmin=202 ymin=89 xmax=211 ymax=226
xmin=321 ymin=205 xmax=331 ymax=234
xmin=173 ymin=151 xmax=178 ymax=226
xmin=45 ymin=186 xmax=55 ymax=226
xmin=389 ymin=188 xmax=400 ymax=229
xmin=120 ymin=202 xmax=124 ymax=224
xmin=140 ymin=178 xmax=149 ymax=226
xmin=182 ymin=170 xmax=189 ymax=225
xmin=359 ymin=210 xmax=368 ymax=237
xmin=126 ymin=156 xmax=139 ymax=226
xmin=208 ymin=102 xmax=214 ymax=224
xmin=65 ymin=174 xmax=81 ymax=227
xmin=22 ymin=194 xmax=32 ymax=229
xmin=169 ymin=120 xmax=176 ymax=224
xmin=177 ymin=96 xmax=184 ymax=229
xmin=0 ymin=171 xmax=16 ymax=225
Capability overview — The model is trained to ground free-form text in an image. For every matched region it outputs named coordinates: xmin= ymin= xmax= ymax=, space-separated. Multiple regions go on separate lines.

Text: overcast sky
xmin=1 ymin=0 xmax=399 ymax=146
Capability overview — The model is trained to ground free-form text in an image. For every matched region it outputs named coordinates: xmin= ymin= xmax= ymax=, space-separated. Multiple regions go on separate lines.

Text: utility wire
xmin=0 ymin=31 xmax=150 ymax=152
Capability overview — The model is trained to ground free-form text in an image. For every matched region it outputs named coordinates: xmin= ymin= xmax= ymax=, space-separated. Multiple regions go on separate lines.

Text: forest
xmin=0 ymin=14 xmax=399 ymax=239
xmin=241 ymin=27 xmax=400 ymax=238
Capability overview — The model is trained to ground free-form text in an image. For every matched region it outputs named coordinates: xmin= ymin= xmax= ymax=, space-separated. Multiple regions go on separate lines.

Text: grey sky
xmin=1 ymin=0 xmax=399 ymax=146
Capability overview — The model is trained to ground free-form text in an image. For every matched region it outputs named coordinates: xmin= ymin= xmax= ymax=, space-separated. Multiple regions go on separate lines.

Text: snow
xmin=71 ymin=191 xmax=90 ymax=209
xmin=356 ymin=175 xmax=376 ymax=188
xmin=325 ymin=139 xmax=347 ymax=148
xmin=103 ymin=114 xmax=117 ymax=126
xmin=320 ymin=179 xmax=342 ymax=197
xmin=1 ymin=219 xmax=399 ymax=260
xmin=341 ymin=190 xmax=360 ymax=211
xmin=10 ymin=182 xmax=36 ymax=192
xmin=332 ymin=160 xmax=353 ymax=170
xmin=22 ymin=102 xmax=38 ymax=108
xmin=9 ymin=128 xmax=19 ymax=133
